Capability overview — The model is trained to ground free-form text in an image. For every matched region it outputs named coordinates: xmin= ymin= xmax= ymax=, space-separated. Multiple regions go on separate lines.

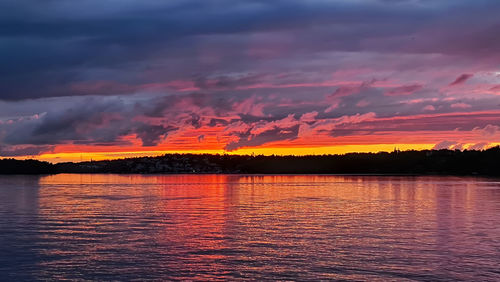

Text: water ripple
xmin=0 ymin=174 xmax=499 ymax=281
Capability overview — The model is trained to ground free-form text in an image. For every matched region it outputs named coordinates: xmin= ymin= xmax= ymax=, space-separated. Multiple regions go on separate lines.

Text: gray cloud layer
xmin=1 ymin=0 xmax=499 ymax=100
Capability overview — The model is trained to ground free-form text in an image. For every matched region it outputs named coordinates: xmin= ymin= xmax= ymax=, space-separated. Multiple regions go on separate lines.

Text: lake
xmin=0 ymin=174 xmax=499 ymax=281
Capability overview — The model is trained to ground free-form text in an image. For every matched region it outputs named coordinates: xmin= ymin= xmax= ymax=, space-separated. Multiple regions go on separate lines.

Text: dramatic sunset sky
xmin=1 ymin=0 xmax=499 ymax=162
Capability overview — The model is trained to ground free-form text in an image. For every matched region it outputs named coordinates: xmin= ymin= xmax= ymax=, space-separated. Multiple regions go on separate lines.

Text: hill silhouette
xmin=0 ymin=159 xmax=55 ymax=174
xmin=1 ymin=147 xmax=500 ymax=175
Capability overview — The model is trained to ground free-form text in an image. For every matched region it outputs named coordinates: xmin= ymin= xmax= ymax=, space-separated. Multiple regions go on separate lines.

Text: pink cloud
xmin=468 ymin=142 xmax=490 ymax=150
xmin=472 ymin=124 xmax=500 ymax=137
xmin=299 ymin=112 xmax=377 ymax=137
xmin=250 ymin=114 xmax=298 ymax=135
xmin=356 ymin=99 xmax=370 ymax=107
xmin=489 ymin=85 xmax=500 ymax=93
xmin=300 ymin=111 xmax=319 ymax=123
xmin=232 ymin=96 xmax=267 ymax=117
xmin=433 ymin=140 xmax=458 ymax=150
xmin=423 ymin=105 xmax=436 ymax=111
xmin=450 ymin=103 xmax=471 ymax=109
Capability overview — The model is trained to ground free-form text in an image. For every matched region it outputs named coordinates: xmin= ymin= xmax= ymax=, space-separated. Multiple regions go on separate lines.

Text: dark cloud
xmin=384 ymin=84 xmax=423 ymax=96
xmin=225 ymin=124 xmax=300 ymax=151
xmin=449 ymin=74 xmax=474 ymax=86
xmin=135 ymin=124 xmax=178 ymax=147
xmin=1 ymin=0 xmax=499 ymax=100
xmin=0 ymin=96 xmax=179 ymax=148
xmin=207 ymin=118 xmax=232 ymax=127
xmin=330 ymin=81 xmax=374 ymax=98
xmin=0 ymin=145 xmax=54 ymax=157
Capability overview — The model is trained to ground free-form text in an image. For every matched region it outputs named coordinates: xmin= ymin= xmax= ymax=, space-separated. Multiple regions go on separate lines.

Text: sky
xmin=1 ymin=0 xmax=499 ymax=162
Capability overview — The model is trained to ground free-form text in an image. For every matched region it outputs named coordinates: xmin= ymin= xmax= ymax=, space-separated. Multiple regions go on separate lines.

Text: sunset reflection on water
xmin=1 ymin=174 xmax=499 ymax=280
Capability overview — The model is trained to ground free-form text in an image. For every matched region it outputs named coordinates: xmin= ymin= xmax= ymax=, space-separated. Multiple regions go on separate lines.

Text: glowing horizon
xmin=15 ymin=142 xmax=500 ymax=164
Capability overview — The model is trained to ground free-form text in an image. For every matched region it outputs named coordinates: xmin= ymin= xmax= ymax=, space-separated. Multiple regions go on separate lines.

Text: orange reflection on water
xmin=29 ymin=174 xmax=500 ymax=280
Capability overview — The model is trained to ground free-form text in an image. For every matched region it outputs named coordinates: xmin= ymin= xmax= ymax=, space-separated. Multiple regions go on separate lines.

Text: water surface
xmin=0 ymin=174 xmax=499 ymax=281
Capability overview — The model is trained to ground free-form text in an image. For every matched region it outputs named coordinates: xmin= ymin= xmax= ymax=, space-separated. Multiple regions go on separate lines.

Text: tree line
xmin=1 ymin=147 xmax=499 ymax=175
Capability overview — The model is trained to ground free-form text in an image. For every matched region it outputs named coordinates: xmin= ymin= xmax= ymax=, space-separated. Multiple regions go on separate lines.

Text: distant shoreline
xmin=2 ymin=147 xmax=500 ymax=176
xmin=2 ymin=172 xmax=499 ymax=179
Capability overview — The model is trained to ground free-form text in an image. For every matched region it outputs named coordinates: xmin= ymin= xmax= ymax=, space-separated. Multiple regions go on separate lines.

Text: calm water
xmin=0 ymin=174 xmax=499 ymax=281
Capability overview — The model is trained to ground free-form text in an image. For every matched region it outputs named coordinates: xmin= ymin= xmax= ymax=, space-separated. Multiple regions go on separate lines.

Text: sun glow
xmin=20 ymin=143 xmax=439 ymax=163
